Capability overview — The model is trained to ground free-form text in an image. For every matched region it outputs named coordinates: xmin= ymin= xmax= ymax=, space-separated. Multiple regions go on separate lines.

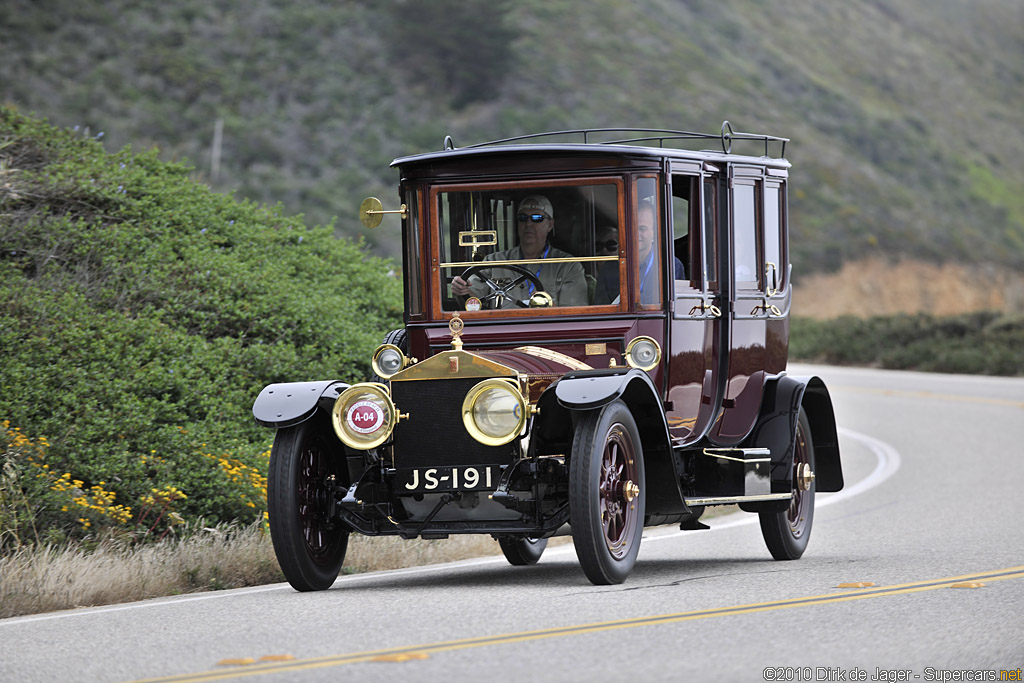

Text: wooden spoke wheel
xmin=569 ymin=400 xmax=645 ymax=585
xmin=759 ymin=407 xmax=816 ymax=560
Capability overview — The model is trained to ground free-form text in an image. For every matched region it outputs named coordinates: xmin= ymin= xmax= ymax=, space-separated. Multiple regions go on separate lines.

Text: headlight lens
xmin=624 ymin=336 xmax=661 ymax=371
xmin=462 ymin=379 xmax=527 ymax=446
xmin=371 ymin=344 xmax=406 ymax=379
xmin=332 ymin=383 xmax=397 ymax=449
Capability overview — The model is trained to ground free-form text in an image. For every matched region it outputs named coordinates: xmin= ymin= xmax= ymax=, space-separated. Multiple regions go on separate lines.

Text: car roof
xmin=391 ymin=124 xmax=791 ymax=171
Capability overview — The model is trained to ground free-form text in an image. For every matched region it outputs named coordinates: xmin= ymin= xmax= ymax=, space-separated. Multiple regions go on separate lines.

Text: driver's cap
xmin=519 ymin=195 xmax=553 ymax=219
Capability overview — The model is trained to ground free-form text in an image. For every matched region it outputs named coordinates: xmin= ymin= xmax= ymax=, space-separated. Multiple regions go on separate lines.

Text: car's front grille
xmin=390 ymin=378 xmax=515 ymax=468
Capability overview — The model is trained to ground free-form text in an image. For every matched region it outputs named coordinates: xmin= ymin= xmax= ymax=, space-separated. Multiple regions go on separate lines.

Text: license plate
xmin=395 ymin=465 xmax=501 ymax=493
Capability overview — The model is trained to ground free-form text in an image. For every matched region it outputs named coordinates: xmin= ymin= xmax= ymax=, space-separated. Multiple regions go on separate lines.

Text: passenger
xmin=593 ymin=226 xmax=621 ymax=304
xmin=636 ymin=202 xmax=685 ymax=305
xmin=594 ymin=205 xmax=685 ymax=305
xmin=452 ymin=195 xmax=587 ymax=308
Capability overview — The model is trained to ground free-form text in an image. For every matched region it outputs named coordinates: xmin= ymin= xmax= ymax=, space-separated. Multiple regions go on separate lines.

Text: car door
xmin=711 ymin=164 xmax=770 ymax=443
xmin=666 ymin=162 xmax=722 ymax=445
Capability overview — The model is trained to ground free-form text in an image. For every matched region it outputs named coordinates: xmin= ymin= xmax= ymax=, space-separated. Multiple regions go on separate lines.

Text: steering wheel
xmin=461 ymin=263 xmax=546 ymax=309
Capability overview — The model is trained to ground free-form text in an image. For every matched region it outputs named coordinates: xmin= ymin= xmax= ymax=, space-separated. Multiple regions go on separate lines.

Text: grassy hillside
xmin=1 ymin=0 xmax=1021 ymax=272
xmin=0 ymin=108 xmax=401 ymax=545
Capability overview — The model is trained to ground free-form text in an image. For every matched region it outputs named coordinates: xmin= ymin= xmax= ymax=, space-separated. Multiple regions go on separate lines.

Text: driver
xmin=451 ymin=195 xmax=587 ymax=308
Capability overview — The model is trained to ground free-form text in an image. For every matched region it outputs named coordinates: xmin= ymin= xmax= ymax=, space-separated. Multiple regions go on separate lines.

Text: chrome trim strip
xmin=684 ymin=493 xmax=791 ymax=506
xmin=701 ymin=448 xmax=771 ymax=464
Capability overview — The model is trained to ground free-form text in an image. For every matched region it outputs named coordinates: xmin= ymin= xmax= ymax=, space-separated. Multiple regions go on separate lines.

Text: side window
xmin=403 ymin=187 xmax=422 ymax=316
xmin=764 ymin=181 xmax=784 ymax=294
xmin=635 ymin=177 xmax=662 ymax=307
xmin=671 ymin=175 xmax=694 ymax=291
xmin=703 ymin=177 xmax=718 ymax=287
xmin=732 ymin=181 xmax=760 ymax=288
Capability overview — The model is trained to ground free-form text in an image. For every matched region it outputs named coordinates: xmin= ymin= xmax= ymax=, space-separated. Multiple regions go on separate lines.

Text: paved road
xmin=2 ymin=365 xmax=1022 ymax=682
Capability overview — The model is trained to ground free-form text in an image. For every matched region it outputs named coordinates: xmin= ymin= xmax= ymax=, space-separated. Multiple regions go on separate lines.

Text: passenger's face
xmin=637 ymin=207 xmax=655 ymax=260
xmin=596 ymin=230 xmax=618 ymax=256
xmin=518 ymin=211 xmax=552 ymax=259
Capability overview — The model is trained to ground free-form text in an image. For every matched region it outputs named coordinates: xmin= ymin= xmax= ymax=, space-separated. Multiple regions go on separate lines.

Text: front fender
xmin=552 ymin=368 xmax=687 ymax=514
xmin=553 ymin=367 xmax=639 ymax=410
xmin=252 ymin=380 xmax=350 ymax=428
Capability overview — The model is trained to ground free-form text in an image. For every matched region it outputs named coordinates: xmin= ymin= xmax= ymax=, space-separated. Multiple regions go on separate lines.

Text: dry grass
xmin=1 ymin=510 xmax=735 ymax=619
xmin=0 ymin=523 xmax=282 ymax=619
xmin=792 ymin=257 xmax=1024 ymax=319
xmin=0 ymin=526 xmax=553 ymax=619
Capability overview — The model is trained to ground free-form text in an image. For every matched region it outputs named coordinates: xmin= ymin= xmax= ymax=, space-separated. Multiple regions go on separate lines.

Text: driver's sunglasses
xmin=517 ymin=213 xmax=548 ymax=224
xmin=596 ymin=240 xmax=618 ymax=251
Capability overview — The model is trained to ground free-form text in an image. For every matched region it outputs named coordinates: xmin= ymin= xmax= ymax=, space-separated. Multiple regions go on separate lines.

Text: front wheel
xmin=759 ymin=407 xmax=816 ymax=560
xmin=498 ymin=536 xmax=548 ymax=566
xmin=268 ymin=418 xmax=349 ymax=591
xmin=569 ymin=400 xmax=645 ymax=585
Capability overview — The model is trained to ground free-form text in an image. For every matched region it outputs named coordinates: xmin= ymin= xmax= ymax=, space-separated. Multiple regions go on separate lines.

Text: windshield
xmin=435 ymin=180 xmax=622 ymax=313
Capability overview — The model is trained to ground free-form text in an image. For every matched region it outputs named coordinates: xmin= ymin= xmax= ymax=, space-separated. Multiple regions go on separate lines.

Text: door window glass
xmin=635 ymin=177 xmax=662 ymax=307
xmin=671 ymin=175 xmax=694 ymax=291
xmin=764 ymin=182 xmax=783 ymax=293
xmin=703 ymin=178 xmax=718 ymax=286
xmin=733 ymin=182 xmax=760 ymax=287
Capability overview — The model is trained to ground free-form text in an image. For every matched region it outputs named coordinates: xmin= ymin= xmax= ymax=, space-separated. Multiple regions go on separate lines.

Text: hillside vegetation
xmin=1 ymin=0 xmax=1021 ymax=273
xmin=791 ymin=312 xmax=1024 ymax=376
xmin=0 ymin=108 xmax=401 ymax=546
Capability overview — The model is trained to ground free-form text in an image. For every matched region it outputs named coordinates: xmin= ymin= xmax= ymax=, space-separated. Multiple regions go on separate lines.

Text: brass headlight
xmin=371 ymin=343 xmax=407 ymax=379
xmin=462 ymin=379 xmax=527 ymax=446
xmin=624 ymin=336 xmax=661 ymax=371
xmin=332 ymin=383 xmax=397 ymax=450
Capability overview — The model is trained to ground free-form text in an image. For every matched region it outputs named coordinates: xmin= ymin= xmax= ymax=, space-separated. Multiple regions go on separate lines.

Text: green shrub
xmin=790 ymin=312 xmax=1024 ymax=376
xmin=0 ymin=108 xmax=403 ymax=544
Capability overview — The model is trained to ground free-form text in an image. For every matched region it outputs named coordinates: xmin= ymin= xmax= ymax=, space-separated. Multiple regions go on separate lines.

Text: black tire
xmin=759 ymin=407 xmax=815 ymax=560
xmin=569 ymin=400 xmax=646 ymax=585
xmin=268 ymin=418 xmax=349 ymax=591
xmin=498 ymin=537 xmax=548 ymax=566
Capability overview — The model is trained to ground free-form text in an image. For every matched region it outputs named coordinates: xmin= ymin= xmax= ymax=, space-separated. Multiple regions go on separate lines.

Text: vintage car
xmin=253 ymin=122 xmax=843 ymax=590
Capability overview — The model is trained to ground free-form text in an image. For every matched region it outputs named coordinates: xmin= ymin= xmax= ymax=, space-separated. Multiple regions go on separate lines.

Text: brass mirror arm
xmin=365 ymin=204 xmax=408 ymax=220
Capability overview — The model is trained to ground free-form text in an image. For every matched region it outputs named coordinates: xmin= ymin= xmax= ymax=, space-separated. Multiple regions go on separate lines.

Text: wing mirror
xmin=359 ymin=197 xmax=408 ymax=229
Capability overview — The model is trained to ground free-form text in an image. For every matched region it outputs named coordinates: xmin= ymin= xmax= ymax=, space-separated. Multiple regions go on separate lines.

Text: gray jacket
xmin=466 ymin=244 xmax=587 ymax=308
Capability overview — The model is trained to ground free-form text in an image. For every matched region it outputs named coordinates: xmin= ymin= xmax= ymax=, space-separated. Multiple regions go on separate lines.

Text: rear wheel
xmin=569 ymin=400 xmax=645 ymax=585
xmin=759 ymin=407 xmax=815 ymax=560
xmin=498 ymin=537 xmax=548 ymax=566
xmin=268 ymin=418 xmax=348 ymax=591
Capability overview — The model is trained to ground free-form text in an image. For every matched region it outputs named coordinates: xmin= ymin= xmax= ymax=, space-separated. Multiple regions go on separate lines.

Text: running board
xmin=685 ymin=492 xmax=791 ymax=506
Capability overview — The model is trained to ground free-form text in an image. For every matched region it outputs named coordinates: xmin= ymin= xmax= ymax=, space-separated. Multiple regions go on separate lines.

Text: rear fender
xmin=739 ymin=374 xmax=843 ymax=512
xmin=551 ymin=369 xmax=687 ymax=515
xmin=252 ymin=380 xmax=350 ymax=428
xmin=798 ymin=376 xmax=843 ymax=492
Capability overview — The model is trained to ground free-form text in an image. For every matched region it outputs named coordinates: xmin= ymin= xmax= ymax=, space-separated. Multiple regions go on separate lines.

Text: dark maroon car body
xmin=253 ymin=124 xmax=843 ymax=590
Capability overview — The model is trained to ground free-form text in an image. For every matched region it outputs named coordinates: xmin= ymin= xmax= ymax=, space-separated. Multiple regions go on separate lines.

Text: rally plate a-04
xmin=394 ymin=464 xmax=502 ymax=493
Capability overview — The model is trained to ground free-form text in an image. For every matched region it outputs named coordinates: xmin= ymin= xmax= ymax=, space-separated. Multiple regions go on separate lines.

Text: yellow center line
xmin=125 ymin=565 xmax=1024 ymax=683
xmin=835 ymin=385 xmax=1024 ymax=410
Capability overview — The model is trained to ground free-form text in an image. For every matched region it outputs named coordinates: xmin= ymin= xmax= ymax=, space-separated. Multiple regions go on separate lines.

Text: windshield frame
xmin=426 ymin=175 xmax=628 ymax=320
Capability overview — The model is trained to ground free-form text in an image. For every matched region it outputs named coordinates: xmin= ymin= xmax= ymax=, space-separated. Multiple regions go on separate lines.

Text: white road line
xmin=0 ymin=429 xmax=900 ymax=626
xmin=640 ymin=426 xmax=901 ymax=538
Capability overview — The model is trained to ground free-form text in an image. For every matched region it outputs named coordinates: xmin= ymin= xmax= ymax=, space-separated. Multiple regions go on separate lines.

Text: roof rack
xmin=443 ymin=121 xmax=788 ymax=158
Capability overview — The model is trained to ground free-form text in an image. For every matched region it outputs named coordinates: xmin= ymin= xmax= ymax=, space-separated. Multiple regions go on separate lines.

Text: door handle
xmin=751 ymin=299 xmax=782 ymax=317
xmin=687 ymin=299 xmax=721 ymax=318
